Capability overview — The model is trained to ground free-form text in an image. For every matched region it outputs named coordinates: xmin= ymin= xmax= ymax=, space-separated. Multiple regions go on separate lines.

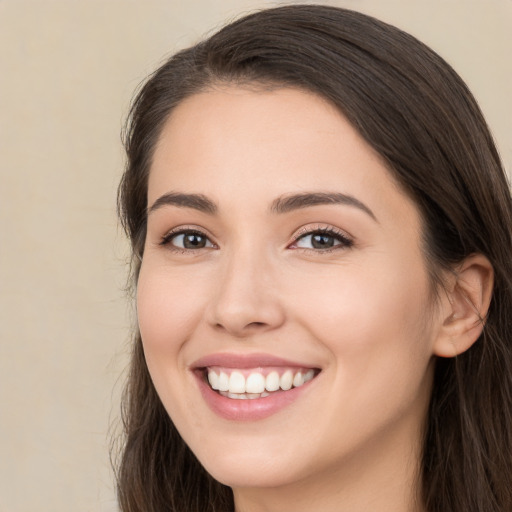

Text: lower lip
xmin=194 ymin=371 xmax=316 ymax=421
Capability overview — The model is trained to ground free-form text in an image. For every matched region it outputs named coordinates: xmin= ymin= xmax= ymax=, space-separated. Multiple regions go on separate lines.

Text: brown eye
xmin=163 ymin=230 xmax=214 ymax=250
xmin=294 ymin=229 xmax=353 ymax=251
xmin=311 ymin=233 xmax=337 ymax=249
xmin=182 ymin=233 xmax=208 ymax=249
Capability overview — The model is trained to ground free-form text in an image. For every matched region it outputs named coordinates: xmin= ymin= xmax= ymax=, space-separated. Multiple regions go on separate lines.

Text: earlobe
xmin=433 ymin=254 xmax=494 ymax=358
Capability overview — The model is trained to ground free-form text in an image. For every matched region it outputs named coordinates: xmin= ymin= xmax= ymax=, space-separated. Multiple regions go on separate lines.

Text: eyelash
xmin=290 ymin=225 xmax=354 ymax=253
xmin=159 ymin=225 xmax=354 ymax=254
xmin=159 ymin=227 xmax=216 ymax=253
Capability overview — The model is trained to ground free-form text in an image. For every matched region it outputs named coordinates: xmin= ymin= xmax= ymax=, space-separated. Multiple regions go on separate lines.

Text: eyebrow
xmin=270 ymin=192 xmax=377 ymax=221
xmin=147 ymin=190 xmax=376 ymax=222
xmin=148 ymin=192 xmax=217 ymax=215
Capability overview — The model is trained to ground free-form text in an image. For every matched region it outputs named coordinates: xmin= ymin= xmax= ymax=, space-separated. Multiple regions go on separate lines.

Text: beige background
xmin=0 ymin=1 xmax=510 ymax=511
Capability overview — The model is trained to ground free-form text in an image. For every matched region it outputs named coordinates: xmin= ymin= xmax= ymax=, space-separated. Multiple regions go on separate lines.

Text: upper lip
xmin=191 ymin=352 xmax=319 ymax=370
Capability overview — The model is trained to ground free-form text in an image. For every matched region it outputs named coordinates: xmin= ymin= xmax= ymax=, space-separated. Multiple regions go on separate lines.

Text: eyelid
xmin=157 ymin=223 xmax=353 ymax=252
xmin=159 ymin=225 xmax=217 ymax=249
xmin=288 ymin=224 xmax=354 ymax=250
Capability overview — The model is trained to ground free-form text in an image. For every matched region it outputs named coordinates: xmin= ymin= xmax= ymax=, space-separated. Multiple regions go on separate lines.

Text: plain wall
xmin=0 ymin=1 xmax=510 ymax=511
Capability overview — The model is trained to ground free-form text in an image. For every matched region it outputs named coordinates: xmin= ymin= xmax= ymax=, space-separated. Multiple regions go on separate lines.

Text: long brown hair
xmin=116 ymin=5 xmax=512 ymax=511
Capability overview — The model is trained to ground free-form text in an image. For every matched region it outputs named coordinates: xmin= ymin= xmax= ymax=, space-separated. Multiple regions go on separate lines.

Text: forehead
xmin=148 ymin=86 xmax=416 ymax=225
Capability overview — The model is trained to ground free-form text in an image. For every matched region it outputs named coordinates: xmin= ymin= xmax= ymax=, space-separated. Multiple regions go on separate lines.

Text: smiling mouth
xmin=204 ymin=367 xmax=319 ymax=400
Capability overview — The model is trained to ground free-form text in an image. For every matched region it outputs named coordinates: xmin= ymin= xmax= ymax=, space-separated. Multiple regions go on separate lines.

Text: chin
xmin=201 ymin=456 xmax=304 ymax=489
xmin=186 ymin=434 xmax=311 ymax=489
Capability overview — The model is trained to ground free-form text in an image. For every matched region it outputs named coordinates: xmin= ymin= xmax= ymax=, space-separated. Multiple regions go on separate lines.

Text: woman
xmin=116 ymin=5 xmax=512 ymax=511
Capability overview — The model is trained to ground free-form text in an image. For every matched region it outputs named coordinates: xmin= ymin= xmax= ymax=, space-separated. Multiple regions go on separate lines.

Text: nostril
xmin=215 ymin=321 xmax=267 ymax=331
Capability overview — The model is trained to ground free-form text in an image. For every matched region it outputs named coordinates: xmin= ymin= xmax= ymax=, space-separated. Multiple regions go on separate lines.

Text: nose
xmin=206 ymin=249 xmax=285 ymax=338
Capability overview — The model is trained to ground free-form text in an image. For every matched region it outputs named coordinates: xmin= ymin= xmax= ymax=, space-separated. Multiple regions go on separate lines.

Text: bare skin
xmin=138 ymin=86 xmax=492 ymax=512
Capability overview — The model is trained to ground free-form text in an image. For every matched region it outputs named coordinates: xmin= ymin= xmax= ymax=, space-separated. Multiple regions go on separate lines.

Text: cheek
xmin=136 ymin=263 xmax=212 ymax=428
xmin=136 ymin=263 xmax=207 ymax=363
xmin=288 ymin=257 xmax=435 ymax=450
xmin=291 ymin=253 xmax=434 ymax=381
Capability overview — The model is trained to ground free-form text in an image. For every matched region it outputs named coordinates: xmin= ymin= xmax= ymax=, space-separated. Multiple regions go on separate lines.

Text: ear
xmin=433 ymin=254 xmax=494 ymax=358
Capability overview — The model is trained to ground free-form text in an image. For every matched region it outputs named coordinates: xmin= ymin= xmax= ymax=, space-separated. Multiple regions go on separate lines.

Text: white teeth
xmin=206 ymin=368 xmax=317 ymax=396
xmin=246 ymin=372 xmax=266 ymax=394
xmin=218 ymin=371 xmax=229 ymax=392
xmin=228 ymin=392 xmax=247 ymax=399
xmin=280 ymin=370 xmax=293 ymax=391
xmin=265 ymin=371 xmax=280 ymax=392
xmin=292 ymin=371 xmax=304 ymax=387
xmin=208 ymin=371 xmax=220 ymax=390
xmin=220 ymin=391 xmax=270 ymax=400
xmin=304 ymin=369 xmax=315 ymax=382
xmin=229 ymin=371 xmax=246 ymax=394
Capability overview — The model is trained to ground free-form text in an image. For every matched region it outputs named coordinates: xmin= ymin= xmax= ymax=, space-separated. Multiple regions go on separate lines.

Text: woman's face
xmin=138 ymin=87 xmax=441 ymax=492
